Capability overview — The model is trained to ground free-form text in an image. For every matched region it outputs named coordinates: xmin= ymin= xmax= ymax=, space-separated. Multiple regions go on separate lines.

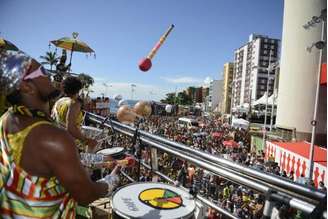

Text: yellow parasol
xmin=50 ymin=32 xmax=95 ymax=71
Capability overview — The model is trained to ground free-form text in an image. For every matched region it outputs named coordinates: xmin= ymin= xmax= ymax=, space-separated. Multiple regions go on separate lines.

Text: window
xmin=264 ymin=44 xmax=268 ymax=49
xmin=271 ymin=45 xmax=275 ymax=49
xmin=263 ymin=50 xmax=268 ymax=55
xmin=271 ymin=39 xmax=275 ymax=43
xmin=264 ymin=39 xmax=268 ymax=43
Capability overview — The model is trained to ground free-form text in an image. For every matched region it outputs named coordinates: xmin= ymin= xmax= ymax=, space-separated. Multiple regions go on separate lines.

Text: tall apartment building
xmin=221 ymin=62 xmax=234 ymax=114
xmin=232 ymin=34 xmax=280 ymax=108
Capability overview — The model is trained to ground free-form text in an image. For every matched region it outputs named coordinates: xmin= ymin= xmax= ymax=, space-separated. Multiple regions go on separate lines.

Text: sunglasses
xmin=23 ymin=66 xmax=51 ymax=80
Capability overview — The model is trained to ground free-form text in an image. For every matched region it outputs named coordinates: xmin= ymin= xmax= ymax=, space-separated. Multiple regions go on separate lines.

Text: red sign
xmin=321 ymin=63 xmax=327 ymax=85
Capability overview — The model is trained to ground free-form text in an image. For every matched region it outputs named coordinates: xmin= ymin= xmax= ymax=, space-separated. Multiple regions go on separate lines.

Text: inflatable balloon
xmin=133 ymin=101 xmax=152 ymax=117
xmin=114 ymin=94 xmax=123 ymax=101
xmin=165 ymin=104 xmax=173 ymax=113
xmin=116 ymin=105 xmax=136 ymax=124
xmin=118 ymin=99 xmax=128 ymax=107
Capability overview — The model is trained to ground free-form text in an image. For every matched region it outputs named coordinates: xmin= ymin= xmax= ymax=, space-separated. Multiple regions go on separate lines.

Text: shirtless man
xmin=0 ymin=51 xmax=120 ymax=218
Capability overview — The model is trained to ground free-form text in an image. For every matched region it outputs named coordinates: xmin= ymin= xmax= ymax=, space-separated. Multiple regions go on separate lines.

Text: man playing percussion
xmin=0 ymin=51 xmax=121 ymax=218
xmin=52 ymin=76 xmax=98 ymax=152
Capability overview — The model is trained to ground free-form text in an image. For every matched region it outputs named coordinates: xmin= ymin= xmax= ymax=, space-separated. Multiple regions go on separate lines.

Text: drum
xmin=111 ymin=182 xmax=196 ymax=219
xmin=97 ymin=147 xmax=126 ymax=160
xmin=81 ymin=126 xmax=106 ymax=138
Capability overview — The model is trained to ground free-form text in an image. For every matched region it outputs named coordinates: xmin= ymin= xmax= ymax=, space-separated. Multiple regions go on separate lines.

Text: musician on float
xmin=52 ymin=76 xmax=98 ymax=152
xmin=0 ymin=51 xmax=121 ymax=218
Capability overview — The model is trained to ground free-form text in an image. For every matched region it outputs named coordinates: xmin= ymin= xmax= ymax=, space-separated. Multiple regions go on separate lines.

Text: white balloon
xmin=114 ymin=94 xmax=123 ymax=101
xmin=118 ymin=99 xmax=128 ymax=107
xmin=165 ymin=104 xmax=173 ymax=113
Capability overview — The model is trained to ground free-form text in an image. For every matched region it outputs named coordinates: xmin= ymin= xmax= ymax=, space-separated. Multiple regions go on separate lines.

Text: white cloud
xmin=203 ymin=76 xmax=212 ymax=87
xmin=89 ymin=81 xmax=170 ymax=101
xmin=88 ymin=75 xmax=213 ymax=101
xmin=160 ymin=76 xmax=203 ymax=84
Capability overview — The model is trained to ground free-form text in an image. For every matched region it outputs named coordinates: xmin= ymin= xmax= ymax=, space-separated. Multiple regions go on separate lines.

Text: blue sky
xmin=0 ymin=0 xmax=283 ymax=101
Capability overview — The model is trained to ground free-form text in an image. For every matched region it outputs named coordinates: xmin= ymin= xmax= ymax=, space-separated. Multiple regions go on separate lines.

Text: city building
xmin=221 ymin=62 xmax=234 ymax=114
xmin=208 ymin=80 xmax=223 ymax=112
xmin=194 ymin=87 xmax=203 ymax=103
xmin=276 ymin=0 xmax=326 ymax=145
xmin=232 ymin=34 xmax=280 ymax=109
xmin=184 ymin=86 xmax=205 ymax=104
xmin=202 ymin=87 xmax=209 ymax=103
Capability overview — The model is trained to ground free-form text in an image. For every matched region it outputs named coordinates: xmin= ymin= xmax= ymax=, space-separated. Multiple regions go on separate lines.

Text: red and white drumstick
xmin=114 ymin=156 xmax=135 ymax=167
xmin=100 ymin=156 xmax=135 ymax=168
xmin=139 ymin=24 xmax=175 ymax=72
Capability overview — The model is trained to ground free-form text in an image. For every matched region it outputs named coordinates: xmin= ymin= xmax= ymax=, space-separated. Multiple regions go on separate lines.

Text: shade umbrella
xmin=223 ymin=140 xmax=239 ymax=148
xmin=50 ymin=32 xmax=95 ymax=71
xmin=0 ymin=38 xmax=19 ymax=51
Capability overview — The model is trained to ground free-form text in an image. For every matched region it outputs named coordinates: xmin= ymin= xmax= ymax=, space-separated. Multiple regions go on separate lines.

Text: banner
xmin=265 ymin=141 xmax=326 ymax=188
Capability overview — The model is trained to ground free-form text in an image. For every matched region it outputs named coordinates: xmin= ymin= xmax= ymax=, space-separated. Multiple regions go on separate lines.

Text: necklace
xmin=11 ymin=105 xmax=53 ymax=122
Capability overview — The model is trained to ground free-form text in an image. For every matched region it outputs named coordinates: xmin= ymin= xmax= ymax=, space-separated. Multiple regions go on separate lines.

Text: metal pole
xmin=270 ymin=64 xmax=278 ymax=131
xmin=262 ymin=50 xmax=272 ymax=150
xmin=230 ymin=80 xmax=234 ymax=125
xmin=150 ymin=148 xmax=159 ymax=182
xmin=308 ymin=20 xmax=325 ymax=181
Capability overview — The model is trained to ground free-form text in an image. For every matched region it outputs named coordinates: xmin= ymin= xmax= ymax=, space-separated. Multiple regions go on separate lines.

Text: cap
xmin=0 ymin=50 xmax=32 ymax=93
xmin=0 ymin=50 xmax=49 ymax=94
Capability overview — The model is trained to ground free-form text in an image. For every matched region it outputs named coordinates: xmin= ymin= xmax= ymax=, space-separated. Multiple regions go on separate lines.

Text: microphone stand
xmin=132 ymin=118 xmax=144 ymax=182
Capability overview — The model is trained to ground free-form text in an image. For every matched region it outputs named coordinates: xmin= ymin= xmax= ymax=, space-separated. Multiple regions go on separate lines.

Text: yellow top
xmin=52 ymin=97 xmax=84 ymax=128
xmin=7 ymin=121 xmax=52 ymax=165
xmin=0 ymin=113 xmax=77 ymax=218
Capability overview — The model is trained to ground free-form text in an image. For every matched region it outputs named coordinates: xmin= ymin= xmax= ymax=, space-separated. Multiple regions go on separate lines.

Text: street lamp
xmin=269 ymin=68 xmax=278 ymax=132
xmin=102 ymin=82 xmax=112 ymax=97
xmin=253 ymin=50 xmax=278 ymax=149
xmin=131 ymin=84 xmax=136 ymax=100
xmin=303 ymin=9 xmax=326 ymax=182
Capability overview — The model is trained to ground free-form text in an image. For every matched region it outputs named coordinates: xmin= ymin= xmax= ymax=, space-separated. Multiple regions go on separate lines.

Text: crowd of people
xmin=86 ymin=113 xmax=327 ymax=219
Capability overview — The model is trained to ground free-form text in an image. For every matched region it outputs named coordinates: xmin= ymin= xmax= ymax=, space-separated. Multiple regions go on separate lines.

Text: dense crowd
xmin=86 ymin=114 xmax=326 ymax=219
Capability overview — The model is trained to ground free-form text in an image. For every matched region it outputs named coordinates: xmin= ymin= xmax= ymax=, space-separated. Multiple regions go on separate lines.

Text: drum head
xmin=112 ymin=182 xmax=196 ymax=219
xmin=97 ymin=147 xmax=125 ymax=159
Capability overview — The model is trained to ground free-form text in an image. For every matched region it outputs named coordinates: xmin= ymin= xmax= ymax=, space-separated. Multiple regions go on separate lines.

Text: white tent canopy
xmin=231 ymin=118 xmax=250 ymax=129
xmin=252 ymin=92 xmax=277 ymax=106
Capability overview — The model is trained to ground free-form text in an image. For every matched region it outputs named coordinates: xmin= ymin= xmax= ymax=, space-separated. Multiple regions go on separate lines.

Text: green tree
xmin=78 ymin=73 xmax=94 ymax=89
xmin=177 ymin=91 xmax=192 ymax=105
xmin=39 ymin=51 xmax=59 ymax=70
xmin=161 ymin=93 xmax=177 ymax=104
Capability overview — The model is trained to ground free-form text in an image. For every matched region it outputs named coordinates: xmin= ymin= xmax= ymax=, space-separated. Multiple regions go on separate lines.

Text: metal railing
xmin=85 ymin=112 xmax=327 ymax=218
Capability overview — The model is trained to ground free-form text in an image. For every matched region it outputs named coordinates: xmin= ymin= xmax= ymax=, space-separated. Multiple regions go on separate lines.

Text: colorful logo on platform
xmin=139 ymin=188 xmax=183 ymax=210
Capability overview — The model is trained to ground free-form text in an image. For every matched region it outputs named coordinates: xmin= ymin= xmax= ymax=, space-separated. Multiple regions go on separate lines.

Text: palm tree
xmin=39 ymin=51 xmax=58 ymax=70
xmin=78 ymin=73 xmax=94 ymax=90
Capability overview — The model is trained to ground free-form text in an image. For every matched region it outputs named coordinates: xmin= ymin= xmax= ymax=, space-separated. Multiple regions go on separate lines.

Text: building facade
xmin=202 ymin=87 xmax=209 ymax=103
xmin=232 ymin=34 xmax=280 ymax=108
xmin=276 ymin=0 xmax=326 ymax=145
xmin=208 ymin=80 xmax=223 ymax=112
xmin=221 ymin=62 xmax=234 ymax=114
